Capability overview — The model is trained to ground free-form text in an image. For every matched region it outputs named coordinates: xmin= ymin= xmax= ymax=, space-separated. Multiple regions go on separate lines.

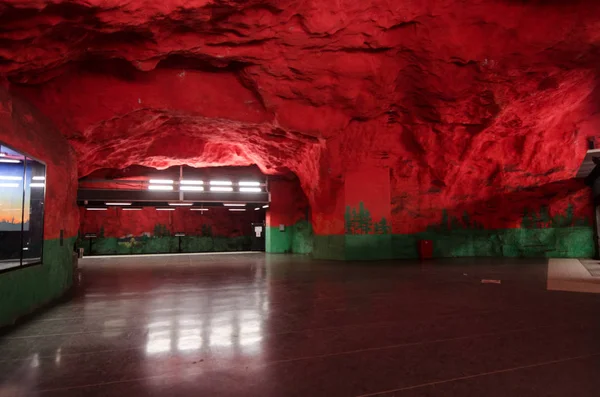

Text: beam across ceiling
xmin=77 ymin=188 xmax=269 ymax=203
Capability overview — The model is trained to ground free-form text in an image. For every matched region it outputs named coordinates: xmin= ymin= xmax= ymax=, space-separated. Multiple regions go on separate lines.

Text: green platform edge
xmin=0 ymin=236 xmax=76 ymax=327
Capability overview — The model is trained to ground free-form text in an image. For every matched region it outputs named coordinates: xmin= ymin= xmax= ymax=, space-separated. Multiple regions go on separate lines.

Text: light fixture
xmin=229 ymin=209 xmax=246 ymax=212
xmin=123 ymin=208 xmax=142 ymax=211
xmin=156 ymin=208 xmax=175 ymax=211
xmin=0 ymin=153 xmax=5 ymax=157
xmin=210 ymin=180 xmax=232 ymax=186
xmin=30 ymin=183 xmax=45 ymax=188
xmin=254 ymin=207 xmax=260 ymax=211
xmin=32 ymin=176 xmax=45 ymax=181
xmin=240 ymin=187 xmax=261 ymax=193
xmin=87 ymin=208 xmax=108 ymax=211
xmin=180 ymin=180 xmax=204 ymax=185
xmin=105 ymin=202 xmax=132 ymax=206
xmin=149 ymin=179 xmax=174 ymax=184
xmin=168 ymin=203 xmax=193 ymax=206
xmin=149 ymin=185 xmax=174 ymax=191
xmin=210 ymin=186 xmax=233 ymax=192
xmin=0 ymin=159 xmax=21 ymax=164
xmin=0 ymin=176 xmax=22 ymax=181
xmin=262 ymin=205 xmax=269 ymax=208
xmin=0 ymin=182 xmax=19 ymax=188
xmin=223 ymin=203 xmax=246 ymax=207
xmin=191 ymin=208 xmax=209 ymax=211
xmin=239 ymin=181 xmax=260 ymax=186
xmin=180 ymin=186 xmax=204 ymax=191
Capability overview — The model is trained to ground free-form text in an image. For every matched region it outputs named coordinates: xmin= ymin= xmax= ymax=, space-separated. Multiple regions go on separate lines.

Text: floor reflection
xmin=6 ymin=254 xmax=600 ymax=396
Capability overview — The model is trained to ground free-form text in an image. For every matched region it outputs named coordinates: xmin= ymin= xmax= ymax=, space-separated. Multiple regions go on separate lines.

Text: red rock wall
xmin=2 ymin=0 xmax=600 ymax=253
xmin=266 ymin=178 xmax=309 ymax=228
xmin=80 ymin=206 xmax=264 ymax=238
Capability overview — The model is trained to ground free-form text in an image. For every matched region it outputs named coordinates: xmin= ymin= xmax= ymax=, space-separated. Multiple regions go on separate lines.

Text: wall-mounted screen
xmin=0 ymin=143 xmax=46 ymax=271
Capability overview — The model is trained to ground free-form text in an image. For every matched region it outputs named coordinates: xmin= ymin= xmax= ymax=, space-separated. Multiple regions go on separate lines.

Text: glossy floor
xmin=1 ymin=254 xmax=600 ymax=396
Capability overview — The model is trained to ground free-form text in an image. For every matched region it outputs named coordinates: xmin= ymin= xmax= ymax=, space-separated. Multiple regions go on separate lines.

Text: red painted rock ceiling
xmin=2 ymin=0 xmax=600 ymax=230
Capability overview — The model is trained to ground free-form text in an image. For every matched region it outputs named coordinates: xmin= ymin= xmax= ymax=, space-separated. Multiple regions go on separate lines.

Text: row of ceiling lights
xmin=86 ymin=203 xmax=270 ymax=212
xmin=0 ymin=175 xmax=46 ymax=188
xmin=0 ymin=152 xmax=22 ymax=164
xmin=148 ymin=179 xmax=262 ymax=193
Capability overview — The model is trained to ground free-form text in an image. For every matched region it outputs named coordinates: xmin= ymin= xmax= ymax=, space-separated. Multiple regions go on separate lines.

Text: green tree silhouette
xmin=201 ymin=224 xmax=212 ymax=237
xmin=440 ymin=210 xmax=449 ymax=231
xmin=378 ymin=218 xmax=390 ymax=234
xmin=462 ymin=211 xmax=471 ymax=228
xmin=565 ymin=204 xmax=574 ymax=226
xmin=450 ymin=215 xmax=461 ymax=230
xmin=539 ymin=206 xmax=550 ymax=227
xmin=344 ymin=206 xmax=352 ymax=234
xmin=373 ymin=220 xmax=381 ymax=234
xmin=350 ymin=208 xmax=359 ymax=234
xmin=357 ymin=202 xmax=372 ymax=234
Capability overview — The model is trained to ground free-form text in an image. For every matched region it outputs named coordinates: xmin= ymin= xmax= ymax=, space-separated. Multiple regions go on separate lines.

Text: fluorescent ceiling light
xmin=180 ymin=186 xmax=204 ymax=191
xmin=32 ymin=176 xmax=45 ymax=181
xmin=87 ymin=208 xmax=107 ymax=211
xmin=240 ymin=187 xmax=261 ymax=193
xmin=168 ymin=203 xmax=193 ymax=206
xmin=0 ymin=182 xmax=19 ymax=188
xmin=149 ymin=185 xmax=173 ymax=191
xmin=223 ymin=203 xmax=246 ymax=207
xmin=254 ymin=207 xmax=260 ymax=211
xmin=191 ymin=208 xmax=209 ymax=211
xmin=180 ymin=180 xmax=204 ymax=185
xmin=210 ymin=180 xmax=232 ymax=186
xmin=156 ymin=208 xmax=175 ymax=211
xmin=229 ymin=209 xmax=246 ymax=212
xmin=0 ymin=159 xmax=21 ymax=163
xmin=106 ymin=202 xmax=131 ymax=206
xmin=123 ymin=208 xmax=142 ymax=211
xmin=239 ymin=181 xmax=260 ymax=186
xmin=262 ymin=205 xmax=269 ymax=209
xmin=149 ymin=179 xmax=173 ymax=184
xmin=210 ymin=186 xmax=233 ymax=192
xmin=0 ymin=176 xmax=22 ymax=181
xmin=30 ymin=183 xmax=45 ymax=188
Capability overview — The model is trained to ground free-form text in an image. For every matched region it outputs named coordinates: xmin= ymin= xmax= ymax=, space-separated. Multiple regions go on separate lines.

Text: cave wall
xmin=1 ymin=0 xmax=600 ymax=261
xmin=310 ymin=166 xmax=594 ymax=260
xmin=79 ymin=206 xmax=264 ymax=255
xmin=0 ymin=86 xmax=78 ymax=327
xmin=266 ymin=178 xmax=313 ymax=254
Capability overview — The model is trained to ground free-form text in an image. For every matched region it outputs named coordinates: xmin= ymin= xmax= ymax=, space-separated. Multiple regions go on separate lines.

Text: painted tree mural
xmin=522 ymin=204 xmax=588 ymax=228
xmin=345 ymin=202 xmax=390 ymax=235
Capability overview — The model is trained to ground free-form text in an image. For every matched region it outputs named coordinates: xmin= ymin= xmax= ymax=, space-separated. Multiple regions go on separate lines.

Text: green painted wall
xmin=339 ymin=227 xmax=593 ymax=260
xmin=266 ymin=226 xmax=292 ymax=253
xmin=266 ymin=220 xmax=313 ymax=254
xmin=313 ymin=234 xmax=345 ymax=260
xmin=0 ymin=236 xmax=76 ymax=327
xmin=409 ymin=226 xmax=593 ymax=259
xmin=80 ymin=236 xmax=253 ymax=256
xmin=312 ymin=202 xmax=595 ymax=260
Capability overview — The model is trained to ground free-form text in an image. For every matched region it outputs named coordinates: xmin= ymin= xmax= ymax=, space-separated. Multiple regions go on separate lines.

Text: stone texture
xmin=1 ymin=0 xmax=599 ymax=240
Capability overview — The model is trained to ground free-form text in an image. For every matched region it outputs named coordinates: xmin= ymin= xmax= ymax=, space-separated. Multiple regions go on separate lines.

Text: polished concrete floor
xmin=1 ymin=253 xmax=600 ymax=396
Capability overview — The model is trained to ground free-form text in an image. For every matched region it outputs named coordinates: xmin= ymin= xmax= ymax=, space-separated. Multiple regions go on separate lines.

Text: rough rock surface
xmin=2 ymin=0 xmax=600 ymax=233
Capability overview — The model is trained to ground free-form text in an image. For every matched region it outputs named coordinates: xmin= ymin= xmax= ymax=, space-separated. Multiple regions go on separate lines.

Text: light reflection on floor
xmin=4 ymin=254 xmax=600 ymax=396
